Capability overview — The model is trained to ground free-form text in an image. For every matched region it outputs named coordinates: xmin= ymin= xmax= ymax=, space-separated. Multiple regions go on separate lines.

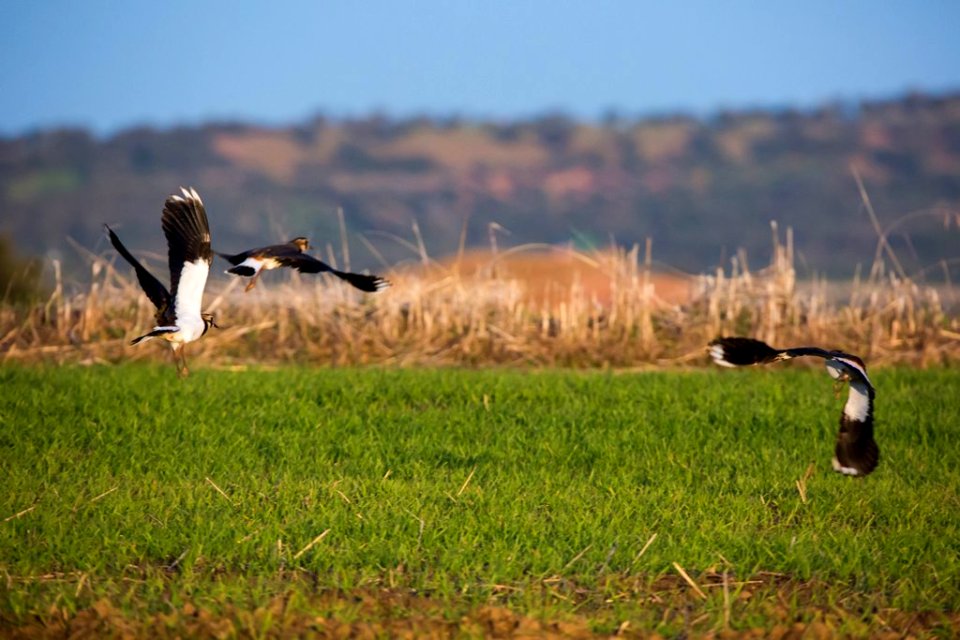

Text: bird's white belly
xmin=176 ymin=316 xmax=207 ymax=343
xmin=176 ymin=260 xmax=210 ymax=321
xmin=155 ymin=316 xmax=205 ymax=347
xmin=238 ymin=257 xmax=280 ymax=273
xmin=167 ymin=259 xmax=210 ymax=346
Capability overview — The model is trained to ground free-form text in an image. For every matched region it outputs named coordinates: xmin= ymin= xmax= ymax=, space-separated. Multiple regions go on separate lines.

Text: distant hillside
xmin=2 ymin=92 xmax=959 ymax=280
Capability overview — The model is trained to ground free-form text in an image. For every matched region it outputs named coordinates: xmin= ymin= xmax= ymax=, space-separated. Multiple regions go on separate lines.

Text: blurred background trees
xmin=1 ymin=91 xmax=958 ymax=281
xmin=0 ymin=233 xmax=44 ymax=304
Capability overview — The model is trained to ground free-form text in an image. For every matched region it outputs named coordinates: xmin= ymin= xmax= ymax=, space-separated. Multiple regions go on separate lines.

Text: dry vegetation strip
xmin=2 ymin=226 xmax=957 ymax=367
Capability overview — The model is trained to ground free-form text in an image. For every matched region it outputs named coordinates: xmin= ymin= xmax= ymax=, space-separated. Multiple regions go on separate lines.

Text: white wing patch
xmin=709 ymin=345 xmax=737 ymax=367
xmin=174 ymin=259 xmax=210 ymax=342
xmin=234 ymin=256 xmax=280 ymax=274
xmin=236 ymin=257 xmax=264 ymax=275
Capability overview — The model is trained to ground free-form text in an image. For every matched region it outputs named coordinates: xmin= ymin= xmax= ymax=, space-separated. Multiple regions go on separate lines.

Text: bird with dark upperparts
xmin=708 ymin=336 xmax=879 ymax=476
xmin=217 ymin=237 xmax=390 ymax=293
xmin=105 ymin=187 xmax=219 ymax=377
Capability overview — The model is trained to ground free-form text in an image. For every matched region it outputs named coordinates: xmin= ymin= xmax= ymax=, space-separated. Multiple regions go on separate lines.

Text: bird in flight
xmin=217 ymin=237 xmax=390 ymax=293
xmin=105 ymin=187 xmax=218 ymax=377
xmin=708 ymin=336 xmax=879 ymax=476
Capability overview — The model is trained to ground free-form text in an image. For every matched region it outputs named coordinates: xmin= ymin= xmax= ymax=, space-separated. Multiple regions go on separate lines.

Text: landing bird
xmin=708 ymin=336 xmax=879 ymax=476
xmin=105 ymin=187 xmax=218 ymax=377
xmin=217 ymin=237 xmax=390 ymax=293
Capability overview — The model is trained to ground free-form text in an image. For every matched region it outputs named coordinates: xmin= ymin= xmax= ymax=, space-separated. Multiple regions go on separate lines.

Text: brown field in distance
xmin=433 ymin=246 xmax=694 ymax=308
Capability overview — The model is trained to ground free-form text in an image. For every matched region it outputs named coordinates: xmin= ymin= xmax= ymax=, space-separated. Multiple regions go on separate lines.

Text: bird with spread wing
xmin=708 ymin=336 xmax=879 ymax=476
xmin=105 ymin=187 xmax=218 ymax=377
xmin=217 ymin=237 xmax=390 ymax=293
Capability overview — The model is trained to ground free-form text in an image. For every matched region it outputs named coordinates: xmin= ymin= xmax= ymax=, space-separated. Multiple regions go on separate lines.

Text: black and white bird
xmin=105 ymin=187 xmax=218 ymax=377
xmin=217 ymin=237 xmax=390 ymax=293
xmin=708 ymin=336 xmax=879 ymax=476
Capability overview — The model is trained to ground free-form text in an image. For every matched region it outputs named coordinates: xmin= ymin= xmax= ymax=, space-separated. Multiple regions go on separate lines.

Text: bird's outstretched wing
xmin=708 ymin=336 xmax=783 ymax=366
xmin=708 ymin=337 xmax=871 ymax=387
xmin=104 ymin=224 xmax=171 ymax=312
xmin=277 ymin=253 xmax=391 ymax=292
xmin=708 ymin=336 xmax=841 ymax=366
xmin=162 ymin=187 xmax=212 ymax=321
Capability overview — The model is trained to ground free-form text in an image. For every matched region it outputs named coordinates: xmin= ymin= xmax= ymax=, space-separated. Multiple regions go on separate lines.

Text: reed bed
xmin=1 ymin=223 xmax=957 ymax=368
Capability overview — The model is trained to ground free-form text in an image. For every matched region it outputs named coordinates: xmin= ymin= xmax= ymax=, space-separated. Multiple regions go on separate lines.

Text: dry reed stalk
xmin=633 ymin=532 xmax=658 ymax=565
xmin=562 ymin=544 xmax=593 ymax=571
xmin=795 ymin=462 xmax=816 ymax=504
xmin=3 ymin=505 xmax=37 ymax=523
xmin=456 ymin=466 xmax=477 ymax=497
xmin=205 ymin=477 xmax=234 ymax=505
xmin=292 ymin=529 xmax=330 ymax=560
xmin=672 ymin=562 xmax=707 ymax=600
xmin=89 ymin=486 xmax=119 ymax=504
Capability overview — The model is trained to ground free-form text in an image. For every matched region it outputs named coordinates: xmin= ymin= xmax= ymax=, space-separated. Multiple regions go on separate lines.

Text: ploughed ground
xmin=3 ymin=571 xmax=957 ymax=639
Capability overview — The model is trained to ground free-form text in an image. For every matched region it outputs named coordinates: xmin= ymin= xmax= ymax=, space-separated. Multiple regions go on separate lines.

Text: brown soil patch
xmin=438 ymin=248 xmax=694 ymax=308
xmin=4 ymin=574 xmax=957 ymax=639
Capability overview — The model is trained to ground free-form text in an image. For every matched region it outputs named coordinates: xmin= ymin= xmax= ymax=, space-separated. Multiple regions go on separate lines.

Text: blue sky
xmin=3 ymin=1 xmax=959 ymax=135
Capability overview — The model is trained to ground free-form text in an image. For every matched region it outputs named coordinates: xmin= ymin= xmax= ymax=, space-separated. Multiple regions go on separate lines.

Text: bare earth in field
xmin=435 ymin=247 xmax=694 ymax=307
xmin=6 ymin=577 xmax=957 ymax=639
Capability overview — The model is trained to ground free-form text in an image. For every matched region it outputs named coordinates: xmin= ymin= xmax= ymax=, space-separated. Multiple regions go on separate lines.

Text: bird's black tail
xmin=226 ymin=264 xmax=256 ymax=277
xmin=216 ymin=251 xmax=245 ymax=266
xmin=708 ymin=337 xmax=782 ymax=367
xmin=130 ymin=326 xmax=178 ymax=345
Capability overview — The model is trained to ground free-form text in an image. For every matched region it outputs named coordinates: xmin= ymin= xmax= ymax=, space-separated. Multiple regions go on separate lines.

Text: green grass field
xmin=2 ymin=364 xmax=959 ymax=637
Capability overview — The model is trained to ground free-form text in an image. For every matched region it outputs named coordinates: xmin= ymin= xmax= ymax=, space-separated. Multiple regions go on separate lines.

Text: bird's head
xmin=825 ymin=359 xmax=850 ymax=382
xmin=201 ymin=313 xmax=222 ymax=333
xmin=290 ymin=237 xmax=310 ymax=252
xmin=825 ymin=352 xmax=873 ymax=392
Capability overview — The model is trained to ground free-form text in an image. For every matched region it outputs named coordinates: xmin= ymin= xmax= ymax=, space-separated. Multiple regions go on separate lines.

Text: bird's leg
xmin=172 ymin=345 xmax=189 ymax=378
xmin=179 ymin=347 xmax=190 ymax=378
xmin=833 ymin=379 xmax=845 ymax=399
xmin=244 ymin=271 xmax=261 ymax=292
xmin=170 ymin=345 xmax=181 ymax=374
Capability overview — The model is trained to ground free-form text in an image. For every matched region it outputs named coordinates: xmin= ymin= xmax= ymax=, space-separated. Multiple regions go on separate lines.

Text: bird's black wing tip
xmin=341 ymin=272 xmax=391 ymax=292
xmin=365 ymin=276 xmax=391 ymax=292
